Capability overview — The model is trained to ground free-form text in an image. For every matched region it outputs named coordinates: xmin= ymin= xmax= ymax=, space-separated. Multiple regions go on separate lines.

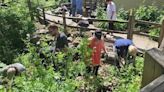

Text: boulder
xmin=77 ymin=18 xmax=89 ymax=28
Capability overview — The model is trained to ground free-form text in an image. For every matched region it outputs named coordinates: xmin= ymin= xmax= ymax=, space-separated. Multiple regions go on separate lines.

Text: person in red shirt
xmin=88 ymin=30 xmax=106 ymax=76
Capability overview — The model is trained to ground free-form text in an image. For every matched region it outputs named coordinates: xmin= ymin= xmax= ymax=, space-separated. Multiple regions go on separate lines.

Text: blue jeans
xmin=71 ymin=6 xmax=76 ymax=16
xmin=76 ymin=9 xmax=83 ymax=15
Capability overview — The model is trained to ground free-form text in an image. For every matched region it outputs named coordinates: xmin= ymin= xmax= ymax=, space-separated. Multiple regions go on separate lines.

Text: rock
xmin=36 ymin=29 xmax=48 ymax=34
xmin=73 ymin=37 xmax=81 ymax=44
xmin=67 ymin=37 xmax=73 ymax=42
xmin=103 ymin=50 xmax=117 ymax=64
xmin=77 ymin=19 xmax=89 ymax=28
xmin=61 ymin=5 xmax=68 ymax=12
xmin=30 ymin=35 xmax=40 ymax=44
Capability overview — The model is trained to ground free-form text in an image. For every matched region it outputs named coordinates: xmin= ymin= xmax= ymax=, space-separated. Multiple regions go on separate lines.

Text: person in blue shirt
xmin=114 ymin=39 xmax=137 ymax=67
xmin=76 ymin=0 xmax=83 ymax=15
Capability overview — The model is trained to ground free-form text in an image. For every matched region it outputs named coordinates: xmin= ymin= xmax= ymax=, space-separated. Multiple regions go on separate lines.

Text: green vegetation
xmin=96 ymin=5 xmax=164 ymax=37
xmin=0 ymin=2 xmax=35 ymax=64
xmin=0 ymin=0 xmax=160 ymax=92
xmin=0 ymin=33 xmax=144 ymax=91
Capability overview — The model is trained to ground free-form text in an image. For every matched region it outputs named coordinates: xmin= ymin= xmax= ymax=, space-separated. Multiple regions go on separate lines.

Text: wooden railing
xmin=36 ymin=6 xmax=164 ymax=47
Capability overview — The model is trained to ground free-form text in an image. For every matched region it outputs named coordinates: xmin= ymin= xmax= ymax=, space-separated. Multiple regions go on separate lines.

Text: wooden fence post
xmin=159 ymin=19 xmax=164 ymax=48
xmin=36 ymin=7 xmax=40 ymax=21
xmin=127 ymin=9 xmax=135 ymax=40
xmin=62 ymin=11 xmax=67 ymax=34
xmin=84 ymin=0 xmax=87 ymax=17
xmin=27 ymin=0 xmax=34 ymax=21
xmin=42 ymin=7 xmax=47 ymax=25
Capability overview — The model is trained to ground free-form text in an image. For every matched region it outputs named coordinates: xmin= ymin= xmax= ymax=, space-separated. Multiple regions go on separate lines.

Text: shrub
xmin=96 ymin=7 xmax=108 ymax=29
xmin=0 ymin=3 xmax=35 ymax=64
xmin=114 ymin=8 xmax=129 ymax=31
xmin=135 ymin=5 xmax=163 ymax=30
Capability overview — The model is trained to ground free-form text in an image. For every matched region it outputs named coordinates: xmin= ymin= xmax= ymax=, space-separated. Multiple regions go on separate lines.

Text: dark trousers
xmin=108 ymin=22 xmax=114 ymax=30
xmin=86 ymin=65 xmax=100 ymax=76
xmin=115 ymin=46 xmax=129 ymax=67
xmin=116 ymin=46 xmax=128 ymax=59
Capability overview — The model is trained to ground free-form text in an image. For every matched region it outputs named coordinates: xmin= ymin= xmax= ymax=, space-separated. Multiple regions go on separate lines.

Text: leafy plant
xmin=96 ymin=7 xmax=108 ymax=29
xmin=135 ymin=5 xmax=163 ymax=30
xmin=114 ymin=8 xmax=129 ymax=31
xmin=0 ymin=2 xmax=35 ymax=64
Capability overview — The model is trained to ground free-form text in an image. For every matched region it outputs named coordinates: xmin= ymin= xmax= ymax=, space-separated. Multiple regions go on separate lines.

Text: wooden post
xmin=27 ymin=0 xmax=34 ymax=21
xmin=127 ymin=9 xmax=135 ymax=40
xmin=158 ymin=19 xmax=164 ymax=48
xmin=36 ymin=7 xmax=40 ymax=22
xmin=83 ymin=0 xmax=87 ymax=17
xmin=62 ymin=11 xmax=67 ymax=34
xmin=42 ymin=7 xmax=47 ymax=25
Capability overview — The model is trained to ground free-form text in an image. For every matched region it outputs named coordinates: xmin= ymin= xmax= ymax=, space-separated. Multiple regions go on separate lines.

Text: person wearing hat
xmin=114 ymin=39 xmax=137 ymax=67
xmin=88 ymin=30 xmax=107 ymax=76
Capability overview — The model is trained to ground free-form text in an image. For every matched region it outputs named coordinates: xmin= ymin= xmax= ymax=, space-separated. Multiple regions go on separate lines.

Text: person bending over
xmin=0 ymin=63 xmax=25 ymax=84
xmin=114 ymin=39 xmax=137 ymax=67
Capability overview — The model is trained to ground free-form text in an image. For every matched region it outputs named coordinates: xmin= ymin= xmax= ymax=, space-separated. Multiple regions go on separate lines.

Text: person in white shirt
xmin=106 ymin=0 xmax=116 ymax=32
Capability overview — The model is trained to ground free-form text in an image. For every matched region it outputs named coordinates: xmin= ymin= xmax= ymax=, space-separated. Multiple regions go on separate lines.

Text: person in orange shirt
xmin=88 ymin=30 xmax=106 ymax=76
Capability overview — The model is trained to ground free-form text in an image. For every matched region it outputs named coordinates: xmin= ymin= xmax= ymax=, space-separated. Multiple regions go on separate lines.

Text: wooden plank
xmin=127 ymin=10 xmax=135 ymax=40
xmin=42 ymin=8 xmax=47 ymax=25
xmin=141 ymin=50 xmax=155 ymax=88
xmin=152 ymin=82 xmax=164 ymax=92
xmin=84 ymin=0 xmax=87 ymax=17
xmin=40 ymin=11 xmax=128 ymax=23
xmin=134 ymin=31 xmax=159 ymax=40
xmin=62 ymin=11 xmax=67 ymax=34
xmin=141 ymin=74 xmax=164 ymax=92
xmin=53 ymin=14 xmax=128 ymax=23
xmin=159 ymin=19 xmax=164 ymax=48
xmin=138 ymin=25 xmax=161 ymax=33
xmin=135 ymin=20 xmax=161 ymax=26
xmin=154 ymin=62 xmax=163 ymax=80
xmin=141 ymin=48 xmax=164 ymax=88
xmin=149 ymin=48 xmax=164 ymax=68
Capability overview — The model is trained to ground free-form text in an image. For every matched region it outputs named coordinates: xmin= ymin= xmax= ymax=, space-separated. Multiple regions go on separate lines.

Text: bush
xmin=113 ymin=57 xmax=144 ymax=92
xmin=0 ymin=3 xmax=35 ymax=64
xmin=114 ymin=8 xmax=129 ymax=31
xmin=135 ymin=5 xmax=163 ymax=30
xmin=96 ymin=7 xmax=108 ymax=29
